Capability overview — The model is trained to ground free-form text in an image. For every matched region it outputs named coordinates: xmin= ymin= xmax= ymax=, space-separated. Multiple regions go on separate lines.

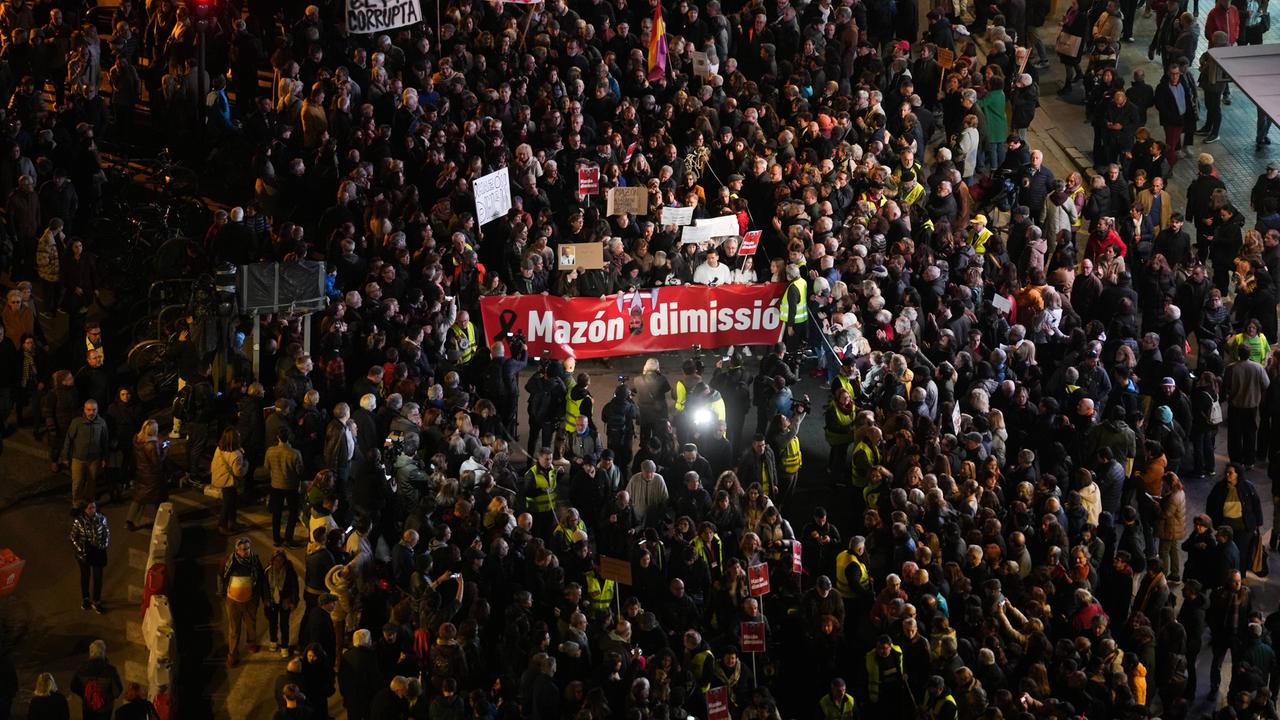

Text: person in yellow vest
xmin=850 ymin=425 xmax=883 ymax=493
xmin=673 ymin=359 xmax=702 ymax=414
xmin=824 ymin=387 xmax=857 ymax=484
xmin=563 ymin=373 xmax=594 ymax=434
xmin=899 ymin=169 xmax=926 ymax=208
xmin=522 ymin=447 xmax=559 ymax=536
xmin=447 ymin=310 xmax=478 ymax=367
xmin=818 ymin=677 xmax=857 ymax=720
xmin=765 ymin=406 xmax=807 ymax=504
xmin=551 ymin=508 xmax=588 ymax=555
xmin=832 ymin=358 xmax=860 ymax=404
xmin=682 ymin=630 xmax=716 ymax=694
xmin=834 ymin=535 xmax=873 ymax=620
xmin=922 ymin=675 xmax=958 ymax=720
xmin=682 ymin=382 xmax=726 ymax=446
xmin=738 ymin=433 xmax=779 ymax=498
xmin=967 ymin=214 xmax=993 ymax=254
xmin=584 ymin=559 xmax=615 ymax=618
xmin=866 ymin=635 xmax=907 ymax=713
xmin=692 ymin=521 xmax=726 ymax=578
xmin=779 ymin=264 xmax=808 ymax=352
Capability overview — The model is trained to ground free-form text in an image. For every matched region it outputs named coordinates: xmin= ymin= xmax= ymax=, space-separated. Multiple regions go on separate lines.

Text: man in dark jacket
xmin=1154 ymin=64 xmax=1196 ymax=163
xmin=1018 ymin=149 xmax=1055 ymax=224
xmin=298 ymin=593 xmax=339 ymax=665
xmin=339 ymin=629 xmax=383 ymax=720
xmin=1187 ymin=159 xmax=1227 ymax=261
xmin=70 ymin=639 xmax=124 ymax=720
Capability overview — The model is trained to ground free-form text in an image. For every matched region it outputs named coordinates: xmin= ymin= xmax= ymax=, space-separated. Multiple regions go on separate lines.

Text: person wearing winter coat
xmin=219 ymin=536 xmax=267 ymax=667
xmin=339 ymin=629 xmax=382 ymax=720
xmin=34 ymin=218 xmax=62 ymax=304
xmin=25 ymin=672 xmax=70 ymax=720
xmin=70 ymin=500 xmax=109 ymax=613
xmin=1158 ymin=473 xmax=1187 ymax=580
xmin=212 ymin=428 xmax=250 ymax=535
xmin=1010 ymin=76 xmax=1040 ymax=142
xmin=125 ymin=419 xmax=168 ymax=532
xmin=264 ymin=549 xmax=300 ymax=658
xmin=1207 ymin=463 xmax=1265 ymax=576
xmin=68 ymin=640 xmax=122 ymax=720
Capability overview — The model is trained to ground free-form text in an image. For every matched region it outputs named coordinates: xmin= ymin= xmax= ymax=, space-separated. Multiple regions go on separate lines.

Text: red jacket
xmin=1205 ymin=5 xmax=1240 ymax=44
xmin=1086 ymin=228 xmax=1128 ymax=258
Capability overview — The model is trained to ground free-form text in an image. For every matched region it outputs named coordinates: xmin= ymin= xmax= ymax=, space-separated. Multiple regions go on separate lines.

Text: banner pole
xmin=752 ymin=652 xmax=757 ymax=688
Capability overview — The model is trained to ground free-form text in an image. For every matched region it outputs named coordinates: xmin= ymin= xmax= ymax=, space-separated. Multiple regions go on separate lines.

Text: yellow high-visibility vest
xmin=851 ymin=441 xmax=880 ymax=488
xmin=779 ymin=278 xmax=808 ymax=324
xmin=450 ymin=322 xmax=477 ymax=364
xmin=525 ymin=464 xmax=558 ymax=512
xmin=835 ymin=550 xmax=870 ymax=599
xmin=781 ymin=435 xmax=801 ymax=473
xmin=902 ymin=182 xmax=925 ymax=206
xmin=969 ymin=227 xmax=993 ymax=254
xmin=586 ymin=573 xmax=615 ymax=611
xmin=563 ymin=391 xmax=585 ymax=432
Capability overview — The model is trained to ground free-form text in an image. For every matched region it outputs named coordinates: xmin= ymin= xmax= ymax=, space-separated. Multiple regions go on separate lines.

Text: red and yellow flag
xmin=647 ymin=2 xmax=667 ymax=81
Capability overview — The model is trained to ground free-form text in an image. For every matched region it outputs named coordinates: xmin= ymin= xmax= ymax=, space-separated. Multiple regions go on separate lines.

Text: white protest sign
xmin=991 ymin=294 xmax=1012 ymax=315
xmin=474 ymin=167 xmax=513 ymax=226
xmin=681 ymin=214 xmax=740 ymax=243
xmin=662 ymin=206 xmax=695 ymax=226
xmin=346 ymin=0 xmax=422 ymax=33
xmin=692 ymin=51 xmax=712 ymax=78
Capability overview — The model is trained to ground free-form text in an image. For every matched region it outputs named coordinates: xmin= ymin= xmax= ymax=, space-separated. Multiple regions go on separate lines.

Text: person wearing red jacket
xmin=1086 ymin=217 xmax=1129 ymax=258
xmin=1205 ymin=0 xmax=1240 ymax=103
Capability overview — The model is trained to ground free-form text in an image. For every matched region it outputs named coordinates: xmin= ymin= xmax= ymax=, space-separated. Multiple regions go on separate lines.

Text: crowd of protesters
xmin=0 ymin=0 xmax=1279 ymax=713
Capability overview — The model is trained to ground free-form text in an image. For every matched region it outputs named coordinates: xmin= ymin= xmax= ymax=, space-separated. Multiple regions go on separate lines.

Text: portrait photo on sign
xmin=559 ymin=245 xmax=576 ymax=268
xmin=558 ymin=243 xmax=605 ymax=270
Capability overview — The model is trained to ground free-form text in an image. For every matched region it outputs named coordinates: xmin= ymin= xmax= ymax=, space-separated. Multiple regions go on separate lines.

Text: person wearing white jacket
xmin=958 ymin=115 xmax=981 ymax=182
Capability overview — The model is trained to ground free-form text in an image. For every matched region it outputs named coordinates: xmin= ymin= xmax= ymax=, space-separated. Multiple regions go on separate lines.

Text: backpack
xmin=1207 ymin=395 xmax=1223 ymax=426
xmin=171 ymin=385 xmax=192 ymax=421
xmin=83 ymin=677 xmax=110 ymax=713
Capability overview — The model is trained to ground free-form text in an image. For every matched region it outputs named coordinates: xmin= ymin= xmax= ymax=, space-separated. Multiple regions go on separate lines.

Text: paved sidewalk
xmin=1029 ymin=6 xmax=1280 ymax=221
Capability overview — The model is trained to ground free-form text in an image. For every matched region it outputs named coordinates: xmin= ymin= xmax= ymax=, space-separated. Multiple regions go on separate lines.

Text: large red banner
xmin=480 ymin=284 xmax=786 ymax=359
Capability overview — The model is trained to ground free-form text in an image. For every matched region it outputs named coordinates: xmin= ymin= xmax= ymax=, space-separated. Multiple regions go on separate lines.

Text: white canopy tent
xmin=1209 ymin=44 xmax=1280 ymax=126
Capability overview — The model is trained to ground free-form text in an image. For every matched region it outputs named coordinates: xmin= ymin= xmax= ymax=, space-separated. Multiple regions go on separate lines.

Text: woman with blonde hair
xmin=27 ymin=671 xmax=69 ymax=719
xmin=125 ymin=419 xmax=168 ymax=531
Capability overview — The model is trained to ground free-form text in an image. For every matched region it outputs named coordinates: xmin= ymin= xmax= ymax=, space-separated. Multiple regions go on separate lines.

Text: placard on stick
xmin=598 ymin=556 xmax=632 ymax=585
xmin=739 ymin=230 xmax=761 ymax=255
xmin=937 ymin=47 xmax=956 ymax=69
xmin=740 ymin=621 xmax=766 ymax=653
xmin=578 ymin=166 xmax=600 ymax=196
xmin=607 ymin=187 xmax=649 ymax=216
xmin=748 ymin=563 xmax=770 ymax=596
xmin=706 ymin=687 xmax=730 ymax=720
xmin=558 ymin=243 xmax=605 ymax=271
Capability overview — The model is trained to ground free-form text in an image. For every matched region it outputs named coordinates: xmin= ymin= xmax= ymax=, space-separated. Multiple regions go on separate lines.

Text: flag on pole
xmin=647 ymin=2 xmax=667 ymax=81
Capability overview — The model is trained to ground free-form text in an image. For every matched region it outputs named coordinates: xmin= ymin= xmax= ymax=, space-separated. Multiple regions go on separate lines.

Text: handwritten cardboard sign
xmin=607 ymin=187 xmax=649 ymax=216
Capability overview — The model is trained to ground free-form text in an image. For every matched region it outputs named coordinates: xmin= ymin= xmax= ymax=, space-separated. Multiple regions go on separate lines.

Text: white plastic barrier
xmin=152 ymin=502 xmax=181 ymax=554
xmin=142 ymin=595 xmax=174 ymax=653
xmin=147 ymin=649 xmax=173 ymax=692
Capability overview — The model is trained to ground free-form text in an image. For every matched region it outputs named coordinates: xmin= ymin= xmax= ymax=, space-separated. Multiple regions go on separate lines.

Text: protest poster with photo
xmin=558 ymin=243 xmax=605 ymax=270
xmin=346 ymin=0 xmax=422 ymax=33
xmin=479 ymin=283 xmax=787 ymax=359
xmin=474 ymin=167 xmax=512 ymax=225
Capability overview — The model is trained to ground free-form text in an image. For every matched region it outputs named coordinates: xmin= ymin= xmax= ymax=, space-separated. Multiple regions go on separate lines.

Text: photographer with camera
xmin=524 ymin=361 xmax=568 ymax=460
xmin=766 ymin=397 xmax=810 ymax=507
xmin=483 ymin=335 xmax=528 ymax=439
xmin=601 ymin=380 xmax=640 ymax=472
